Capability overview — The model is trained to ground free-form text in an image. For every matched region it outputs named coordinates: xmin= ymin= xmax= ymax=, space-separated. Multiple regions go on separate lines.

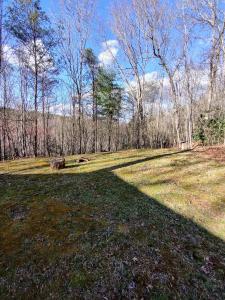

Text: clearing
xmin=0 ymin=149 xmax=225 ymax=299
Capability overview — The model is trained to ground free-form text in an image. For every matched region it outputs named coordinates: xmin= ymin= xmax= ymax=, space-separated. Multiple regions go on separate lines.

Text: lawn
xmin=0 ymin=149 xmax=225 ymax=299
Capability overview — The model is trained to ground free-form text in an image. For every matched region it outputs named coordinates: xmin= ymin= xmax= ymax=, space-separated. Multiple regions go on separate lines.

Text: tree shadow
xmin=65 ymin=149 xmax=190 ymax=171
xmin=8 ymin=163 xmax=50 ymax=173
xmin=0 ymin=151 xmax=225 ymax=299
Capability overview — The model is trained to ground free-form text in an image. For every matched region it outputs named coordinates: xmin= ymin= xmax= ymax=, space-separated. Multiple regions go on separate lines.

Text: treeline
xmin=1 ymin=0 xmax=225 ymax=160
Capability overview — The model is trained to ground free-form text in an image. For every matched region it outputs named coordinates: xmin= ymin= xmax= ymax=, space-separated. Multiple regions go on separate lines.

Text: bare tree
xmin=59 ymin=0 xmax=94 ymax=154
xmin=111 ymin=0 xmax=150 ymax=148
xmin=187 ymin=0 xmax=225 ymax=112
xmin=0 ymin=0 xmax=3 ymax=75
xmin=133 ymin=0 xmax=185 ymax=146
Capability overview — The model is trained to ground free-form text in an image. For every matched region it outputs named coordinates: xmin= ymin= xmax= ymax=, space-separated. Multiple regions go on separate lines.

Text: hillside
xmin=0 ymin=149 xmax=225 ymax=299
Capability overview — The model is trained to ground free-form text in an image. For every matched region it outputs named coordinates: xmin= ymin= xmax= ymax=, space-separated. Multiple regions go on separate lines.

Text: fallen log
xmin=50 ymin=158 xmax=66 ymax=170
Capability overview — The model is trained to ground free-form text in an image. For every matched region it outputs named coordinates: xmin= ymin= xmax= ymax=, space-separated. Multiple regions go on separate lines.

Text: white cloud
xmin=98 ymin=39 xmax=119 ymax=66
xmin=127 ymin=71 xmax=160 ymax=92
xmin=22 ymin=39 xmax=54 ymax=73
xmin=3 ymin=40 xmax=53 ymax=73
xmin=3 ymin=45 xmax=19 ymax=66
xmin=49 ymin=103 xmax=71 ymax=116
xmin=102 ymin=40 xmax=119 ymax=49
xmin=144 ymin=72 xmax=158 ymax=82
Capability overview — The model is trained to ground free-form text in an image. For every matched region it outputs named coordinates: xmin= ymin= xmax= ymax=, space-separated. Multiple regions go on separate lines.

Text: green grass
xmin=0 ymin=148 xmax=225 ymax=299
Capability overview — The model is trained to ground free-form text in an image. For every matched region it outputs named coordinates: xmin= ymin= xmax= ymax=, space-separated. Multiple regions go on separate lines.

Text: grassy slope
xmin=0 ymin=149 xmax=225 ymax=299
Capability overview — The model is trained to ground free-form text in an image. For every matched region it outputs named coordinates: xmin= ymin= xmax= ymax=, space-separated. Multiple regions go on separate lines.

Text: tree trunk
xmin=174 ymin=108 xmax=181 ymax=147
xmin=20 ymin=72 xmax=27 ymax=157
xmin=60 ymin=115 xmax=65 ymax=156
xmin=108 ymin=114 xmax=113 ymax=152
xmin=46 ymin=108 xmax=50 ymax=157
xmin=0 ymin=0 xmax=3 ymax=75
xmin=42 ymin=77 xmax=46 ymax=156
xmin=92 ymin=75 xmax=98 ymax=153
xmin=33 ymin=43 xmax=38 ymax=158
xmin=115 ymin=117 xmax=120 ymax=151
xmin=92 ymin=95 xmax=95 ymax=153
xmin=2 ymin=69 xmax=7 ymax=160
xmin=95 ymin=96 xmax=98 ymax=152
xmin=71 ymin=95 xmax=76 ymax=155
xmin=78 ymin=93 xmax=82 ymax=154
xmin=136 ymin=99 xmax=141 ymax=149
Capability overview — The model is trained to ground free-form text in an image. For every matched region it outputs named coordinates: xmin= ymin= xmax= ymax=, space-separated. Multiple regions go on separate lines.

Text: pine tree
xmin=96 ymin=68 xmax=122 ymax=151
xmin=5 ymin=0 xmax=56 ymax=157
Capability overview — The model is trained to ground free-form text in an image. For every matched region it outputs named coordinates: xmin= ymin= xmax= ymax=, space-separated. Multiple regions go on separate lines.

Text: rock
xmin=50 ymin=158 xmax=65 ymax=170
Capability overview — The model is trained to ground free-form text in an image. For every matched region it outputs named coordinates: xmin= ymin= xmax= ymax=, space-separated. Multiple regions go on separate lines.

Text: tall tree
xmin=5 ymin=0 xmax=56 ymax=157
xmin=59 ymin=0 xmax=94 ymax=154
xmin=133 ymin=0 xmax=184 ymax=147
xmin=0 ymin=0 xmax=3 ymax=160
xmin=84 ymin=48 xmax=99 ymax=152
xmin=187 ymin=0 xmax=225 ymax=113
xmin=97 ymin=68 xmax=122 ymax=152
xmin=112 ymin=0 xmax=150 ymax=148
xmin=0 ymin=0 xmax=3 ymax=75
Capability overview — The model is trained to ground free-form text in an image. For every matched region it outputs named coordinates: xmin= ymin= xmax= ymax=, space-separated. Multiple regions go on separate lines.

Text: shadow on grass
xmin=9 ymin=163 xmax=49 ymax=173
xmin=0 ymin=150 xmax=224 ymax=299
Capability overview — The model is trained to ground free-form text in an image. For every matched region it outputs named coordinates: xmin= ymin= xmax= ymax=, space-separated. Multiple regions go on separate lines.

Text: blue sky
xmin=3 ymin=0 xmax=215 ymax=64
xmin=3 ymin=0 xmax=211 ymax=108
xmin=3 ymin=0 xmax=205 ymax=72
xmin=40 ymin=0 xmax=114 ymax=58
xmin=4 ymin=0 xmax=114 ymax=57
xmin=3 ymin=0 xmax=200 ymax=97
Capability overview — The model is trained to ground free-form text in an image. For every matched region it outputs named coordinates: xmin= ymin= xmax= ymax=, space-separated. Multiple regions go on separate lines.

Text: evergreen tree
xmin=96 ymin=68 xmax=122 ymax=151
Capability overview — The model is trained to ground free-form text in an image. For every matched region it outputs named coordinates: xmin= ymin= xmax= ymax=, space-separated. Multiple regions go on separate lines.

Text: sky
xmin=2 ymin=0 xmax=118 ymax=112
xmin=3 ymin=0 xmax=204 ymax=78
xmin=3 ymin=0 xmax=214 ymax=68
xmin=4 ymin=0 xmax=115 ymax=61
xmin=40 ymin=0 xmax=114 ymax=60
xmin=2 ymin=0 xmax=211 ymax=114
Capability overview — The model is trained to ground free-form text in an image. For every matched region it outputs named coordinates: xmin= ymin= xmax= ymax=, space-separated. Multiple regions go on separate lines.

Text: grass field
xmin=0 ymin=149 xmax=225 ymax=299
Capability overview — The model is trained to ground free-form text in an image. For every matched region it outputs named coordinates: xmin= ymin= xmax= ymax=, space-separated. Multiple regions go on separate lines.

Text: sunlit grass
xmin=114 ymin=150 xmax=225 ymax=240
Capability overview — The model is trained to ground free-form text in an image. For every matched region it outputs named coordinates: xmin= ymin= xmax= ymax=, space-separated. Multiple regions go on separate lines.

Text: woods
xmin=1 ymin=0 xmax=225 ymax=160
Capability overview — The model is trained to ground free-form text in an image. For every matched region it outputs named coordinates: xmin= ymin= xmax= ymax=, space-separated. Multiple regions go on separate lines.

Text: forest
xmin=1 ymin=0 xmax=225 ymax=159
